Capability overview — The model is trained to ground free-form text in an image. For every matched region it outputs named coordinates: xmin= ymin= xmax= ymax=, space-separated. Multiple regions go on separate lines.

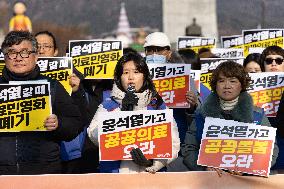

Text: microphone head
xmin=127 ymin=85 xmax=135 ymax=93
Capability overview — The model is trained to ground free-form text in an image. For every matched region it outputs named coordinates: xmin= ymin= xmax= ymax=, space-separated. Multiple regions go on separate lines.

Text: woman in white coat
xmin=88 ymin=52 xmax=180 ymax=173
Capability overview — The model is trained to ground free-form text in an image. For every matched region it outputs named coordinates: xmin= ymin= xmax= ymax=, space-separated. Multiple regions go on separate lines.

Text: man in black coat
xmin=0 ymin=31 xmax=83 ymax=174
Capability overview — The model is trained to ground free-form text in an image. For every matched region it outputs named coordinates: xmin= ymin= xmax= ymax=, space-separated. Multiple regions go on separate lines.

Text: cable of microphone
xmin=127 ymin=85 xmax=135 ymax=111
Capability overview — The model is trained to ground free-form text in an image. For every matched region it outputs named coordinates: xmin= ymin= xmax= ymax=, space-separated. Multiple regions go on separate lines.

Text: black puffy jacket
xmin=0 ymin=66 xmax=83 ymax=174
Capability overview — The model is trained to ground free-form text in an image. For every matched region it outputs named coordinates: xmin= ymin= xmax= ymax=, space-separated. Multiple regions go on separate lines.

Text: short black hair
xmin=178 ymin=48 xmax=200 ymax=69
xmin=114 ymin=52 xmax=152 ymax=92
xmin=114 ymin=52 xmax=164 ymax=108
xmin=35 ymin=30 xmax=57 ymax=50
xmin=210 ymin=61 xmax=250 ymax=92
xmin=1 ymin=31 xmax=38 ymax=53
xmin=243 ymin=53 xmax=262 ymax=71
xmin=123 ymin=47 xmax=138 ymax=55
xmin=260 ymin=46 xmax=284 ymax=71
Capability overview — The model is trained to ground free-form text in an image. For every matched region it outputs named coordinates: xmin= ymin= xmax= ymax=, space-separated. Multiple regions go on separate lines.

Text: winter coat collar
xmin=2 ymin=65 xmax=41 ymax=81
xmin=200 ymin=91 xmax=254 ymax=123
xmin=111 ymin=84 xmax=152 ymax=110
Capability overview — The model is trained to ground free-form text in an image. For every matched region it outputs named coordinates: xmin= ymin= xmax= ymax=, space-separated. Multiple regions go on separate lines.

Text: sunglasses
xmin=265 ymin=57 xmax=284 ymax=65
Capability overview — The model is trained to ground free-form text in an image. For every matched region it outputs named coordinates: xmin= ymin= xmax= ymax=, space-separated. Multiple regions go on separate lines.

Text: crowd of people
xmin=0 ymin=28 xmax=283 ymax=176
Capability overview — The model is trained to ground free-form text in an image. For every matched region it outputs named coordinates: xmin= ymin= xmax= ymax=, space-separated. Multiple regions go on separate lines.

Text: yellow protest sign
xmin=243 ymin=29 xmax=284 ymax=57
xmin=0 ymin=83 xmax=51 ymax=132
xmin=69 ymin=40 xmax=123 ymax=79
xmin=0 ymin=59 xmax=5 ymax=76
xmin=37 ymin=57 xmax=72 ymax=94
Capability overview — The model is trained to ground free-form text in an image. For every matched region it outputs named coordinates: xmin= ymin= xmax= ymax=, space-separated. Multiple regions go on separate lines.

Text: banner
xmin=248 ymin=72 xmax=284 ymax=117
xmin=198 ymin=117 xmax=276 ymax=177
xmin=98 ymin=109 xmax=173 ymax=161
xmin=0 ymin=172 xmax=284 ymax=189
xmin=221 ymin=35 xmax=243 ymax=48
xmin=0 ymin=82 xmax=51 ymax=131
xmin=37 ymin=57 xmax=72 ymax=94
xmin=243 ymin=29 xmax=284 ymax=57
xmin=177 ymin=36 xmax=216 ymax=53
xmin=211 ymin=48 xmax=244 ymax=58
xmin=148 ymin=64 xmax=191 ymax=108
xmin=69 ymin=40 xmax=123 ymax=79
xmin=248 ymin=47 xmax=265 ymax=54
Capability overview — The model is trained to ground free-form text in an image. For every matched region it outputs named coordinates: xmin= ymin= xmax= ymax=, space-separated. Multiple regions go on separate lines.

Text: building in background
xmin=163 ymin=0 xmax=218 ymax=47
xmin=0 ymin=0 xmax=281 ymax=56
xmin=116 ymin=2 xmax=132 ymax=48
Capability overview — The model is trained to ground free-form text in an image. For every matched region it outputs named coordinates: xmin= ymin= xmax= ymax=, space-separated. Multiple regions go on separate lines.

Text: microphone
xmin=126 ymin=85 xmax=136 ymax=111
xmin=127 ymin=85 xmax=136 ymax=93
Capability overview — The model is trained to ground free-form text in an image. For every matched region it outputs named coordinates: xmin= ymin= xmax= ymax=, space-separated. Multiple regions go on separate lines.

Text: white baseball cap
xmin=144 ymin=32 xmax=171 ymax=48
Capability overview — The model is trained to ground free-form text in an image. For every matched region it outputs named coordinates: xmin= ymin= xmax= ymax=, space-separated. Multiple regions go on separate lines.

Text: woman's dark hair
xmin=210 ymin=61 xmax=250 ymax=92
xmin=123 ymin=47 xmax=138 ymax=55
xmin=260 ymin=45 xmax=284 ymax=71
xmin=198 ymin=47 xmax=219 ymax=59
xmin=178 ymin=48 xmax=201 ymax=69
xmin=35 ymin=30 xmax=57 ymax=50
xmin=114 ymin=52 xmax=163 ymax=107
xmin=168 ymin=50 xmax=184 ymax=63
xmin=243 ymin=53 xmax=263 ymax=71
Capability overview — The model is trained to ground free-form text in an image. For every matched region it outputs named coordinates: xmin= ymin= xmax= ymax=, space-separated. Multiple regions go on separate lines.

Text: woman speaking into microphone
xmin=87 ymin=52 xmax=180 ymax=173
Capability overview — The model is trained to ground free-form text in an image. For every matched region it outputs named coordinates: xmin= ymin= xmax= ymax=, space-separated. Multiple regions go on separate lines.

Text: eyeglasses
xmin=145 ymin=46 xmax=168 ymax=54
xmin=38 ymin=44 xmax=54 ymax=51
xmin=5 ymin=50 xmax=36 ymax=59
xmin=265 ymin=57 xmax=284 ymax=65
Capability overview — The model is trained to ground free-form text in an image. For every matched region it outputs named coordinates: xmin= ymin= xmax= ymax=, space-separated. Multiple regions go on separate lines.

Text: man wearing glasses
xmin=0 ymin=31 xmax=83 ymax=174
xmin=144 ymin=32 xmax=172 ymax=64
xmin=35 ymin=31 xmax=58 ymax=57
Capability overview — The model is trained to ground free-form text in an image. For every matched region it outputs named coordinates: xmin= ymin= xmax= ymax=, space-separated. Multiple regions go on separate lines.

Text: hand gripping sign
xmin=97 ymin=109 xmax=174 ymax=161
xmin=69 ymin=40 xmax=123 ymax=79
xmin=0 ymin=82 xmax=51 ymax=131
xmin=148 ymin=63 xmax=191 ymax=108
xmin=197 ymin=117 xmax=276 ymax=177
xmin=37 ymin=57 xmax=73 ymax=94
